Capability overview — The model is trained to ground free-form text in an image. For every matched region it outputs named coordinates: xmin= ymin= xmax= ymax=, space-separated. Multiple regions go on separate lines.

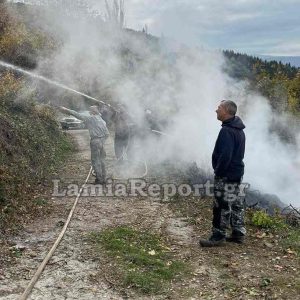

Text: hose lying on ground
xmin=19 ymin=167 xmax=93 ymax=300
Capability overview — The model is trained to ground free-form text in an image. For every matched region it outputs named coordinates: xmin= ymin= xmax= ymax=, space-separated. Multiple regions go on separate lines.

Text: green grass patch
xmin=89 ymin=226 xmax=188 ymax=295
xmin=280 ymin=229 xmax=300 ymax=256
xmin=34 ymin=198 xmax=48 ymax=206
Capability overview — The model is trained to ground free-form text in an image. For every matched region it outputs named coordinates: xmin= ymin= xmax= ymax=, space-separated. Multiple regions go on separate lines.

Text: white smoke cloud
xmin=11 ymin=1 xmax=300 ymax=206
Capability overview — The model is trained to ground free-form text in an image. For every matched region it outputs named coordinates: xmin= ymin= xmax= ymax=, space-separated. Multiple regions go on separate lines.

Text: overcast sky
xmin=94 ymin=0 xmax=300 ymax=56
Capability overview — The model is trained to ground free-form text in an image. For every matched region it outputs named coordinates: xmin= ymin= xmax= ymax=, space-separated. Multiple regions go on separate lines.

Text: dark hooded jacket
xmin=212 ymin=116 xmax=245 ymax=181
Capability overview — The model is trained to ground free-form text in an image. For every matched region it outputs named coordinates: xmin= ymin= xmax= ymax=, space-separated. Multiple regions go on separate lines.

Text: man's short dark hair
xmin=221 ymin=100 xmax=237 ymax=115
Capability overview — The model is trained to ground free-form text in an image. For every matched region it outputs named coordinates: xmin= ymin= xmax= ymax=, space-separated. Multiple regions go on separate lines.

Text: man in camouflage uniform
xmin=200 ymin=100 xmax=246 ymax=247
xmin=114 ymin=106 xmax=132 ymax=161
xmin=60 ymin=105 xmax=109 ymax=184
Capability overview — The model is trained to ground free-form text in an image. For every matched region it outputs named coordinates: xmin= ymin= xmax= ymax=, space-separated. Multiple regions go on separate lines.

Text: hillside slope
xmin=0 ymin=71 xmax=74 ymax=233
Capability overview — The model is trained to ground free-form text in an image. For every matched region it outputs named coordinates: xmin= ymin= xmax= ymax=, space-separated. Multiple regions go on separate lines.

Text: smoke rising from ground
xmin=11 ymin=1 xmax=300 ymax=206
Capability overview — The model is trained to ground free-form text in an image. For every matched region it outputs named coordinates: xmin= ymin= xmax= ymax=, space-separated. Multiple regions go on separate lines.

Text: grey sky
xmin=107 ymin=0 xmax=300 ymax=56
xmin=16 ymin=0 xmax=300 ymax=55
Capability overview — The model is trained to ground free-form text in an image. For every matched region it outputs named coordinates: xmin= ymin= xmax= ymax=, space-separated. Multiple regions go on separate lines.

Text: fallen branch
xmin=289 ymin=204 xmax=300 ymax=217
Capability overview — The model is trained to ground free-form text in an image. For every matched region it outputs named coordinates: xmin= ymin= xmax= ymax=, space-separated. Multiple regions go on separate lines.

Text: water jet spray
xmin=0 ymin=60 xmax=117 ymax=111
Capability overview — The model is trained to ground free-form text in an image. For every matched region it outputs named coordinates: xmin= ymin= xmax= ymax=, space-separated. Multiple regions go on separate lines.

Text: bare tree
xmin=105 ymin=0 xmax=125 ymax=28
xmin=142 ymin=24 xmax=148 ymax=34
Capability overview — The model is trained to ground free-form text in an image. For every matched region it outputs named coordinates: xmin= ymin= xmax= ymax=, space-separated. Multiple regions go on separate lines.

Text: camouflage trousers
xmin=114 ymin=135 xmax=129 ymax=160
xmin=90 ymin=137 xmax=107 ymax=182
xmin=212 ymin=177 xmax=246 ymax=238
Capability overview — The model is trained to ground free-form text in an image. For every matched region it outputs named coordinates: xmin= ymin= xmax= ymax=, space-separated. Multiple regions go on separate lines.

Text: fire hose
xmin=0 ymin=60 xmax=172 ymax=298
xmin=19 ymin=167 xmax=93 ymax=300
xmin=19 ymin=128 xmax=170 ymax=298
xmin=111 ymin=126 xmax=171 ymax=180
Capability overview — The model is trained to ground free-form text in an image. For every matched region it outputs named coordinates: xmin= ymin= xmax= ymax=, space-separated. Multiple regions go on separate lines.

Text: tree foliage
xmin=0 ymin=2 xmax=56 ymax=69
xmin=223 ymin=50 xmax=298 ymax=80
xmin=0 ymin=3 xmax=73 ymax=232
xmin=223 ymin=50 xmax=300 ymax=115
xmin=287 ymin=73 xmax=300 ymax=114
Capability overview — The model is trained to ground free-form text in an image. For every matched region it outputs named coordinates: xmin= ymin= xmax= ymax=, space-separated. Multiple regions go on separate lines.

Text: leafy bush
xmin=0 ymin=2 xmax=57 ymax=68
xmin=251 ymin=210 xmax=287 ymax=229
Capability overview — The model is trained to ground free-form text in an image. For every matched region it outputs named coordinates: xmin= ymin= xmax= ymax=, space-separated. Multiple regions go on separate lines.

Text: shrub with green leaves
xmin=251 ymin=210 xmax=287 ymax=229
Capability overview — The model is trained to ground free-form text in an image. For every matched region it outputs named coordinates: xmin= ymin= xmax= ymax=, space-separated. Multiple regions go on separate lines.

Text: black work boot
xmin=199 ymin=235 xmax=225 ymax=247
xmin=226 ymin=232 xmax=245 ymax=244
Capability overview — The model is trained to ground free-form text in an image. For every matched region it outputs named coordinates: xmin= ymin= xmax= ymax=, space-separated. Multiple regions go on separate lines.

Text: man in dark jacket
xmin=200 ymin=100 xmax=246 ymax=247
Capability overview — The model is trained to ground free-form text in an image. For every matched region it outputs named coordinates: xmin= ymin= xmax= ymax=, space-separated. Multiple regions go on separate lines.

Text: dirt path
xmin=0 ymin=130 xmax=207 ymax=299
xmin=0 ymin=130 xmax=299 ymax=300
